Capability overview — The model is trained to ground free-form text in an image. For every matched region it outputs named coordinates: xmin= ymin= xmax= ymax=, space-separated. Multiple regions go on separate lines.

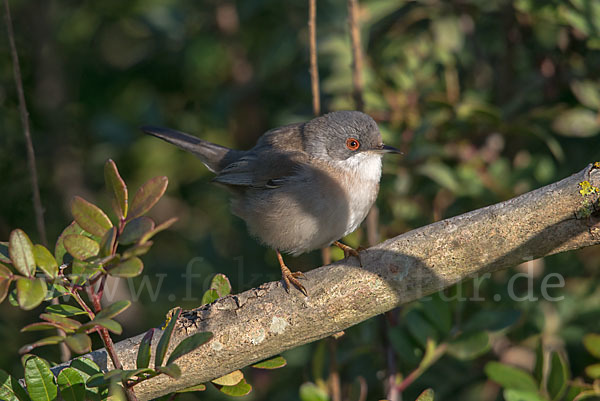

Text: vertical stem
xmin=328 ymin=339 xmax=342 ymax=401
xmin=308 ymin=0 xmax=320 ymax=116
xmin=4 ymin=0 xmax=70 ymax=362
xmin=3 ymin=0 xmax=48 ymax=247
xmin=347 ymin=0 xmax=364 ymax=112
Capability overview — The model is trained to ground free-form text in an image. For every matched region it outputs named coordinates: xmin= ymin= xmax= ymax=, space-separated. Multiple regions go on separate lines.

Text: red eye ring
xmin=346 ymin=138 xmax=360 ymax=151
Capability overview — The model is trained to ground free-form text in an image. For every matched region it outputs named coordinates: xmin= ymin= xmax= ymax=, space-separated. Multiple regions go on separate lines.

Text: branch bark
xmin=54 ymin=164 xmax=600 ymax=400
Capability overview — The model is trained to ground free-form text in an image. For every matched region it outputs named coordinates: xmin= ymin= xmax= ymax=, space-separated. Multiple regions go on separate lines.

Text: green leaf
xmin=109 ymin=257 xmax=143 ymax=278
xmin=71 ymin=196 xmax=113 ymax=238
xmin=0 ymin=368 xmax=31 ymax=401
xmin=79 ymin=318 xmax=122 ymax=335
xmin=108 ymin=382 xmax=126 ymax=400
xmin=104 ymin=159 xmax=128 ymax=220
xmin=0 ymin=263 xmax=13 ymax=304
xmin=19 ymin=336 xmax=65 ymax=354
xmin=44 ymin=304 xmax=86 ymax=317
xmin=503 ymin=389 xmax=547 ymax=401
xmin=156 ymin=364 xmax=181 ymax=379
xmin=201 ymin=289 xmax=219 ymax=305
xmin=447 ymin=331 xmax=490 ymax=360
xmin=128 ymin=176 xmax=168 ymax=220
xmin=65 ymin=333 xmax=92 ymax=354
xmin=252 ymin=355 xmax=287 ymax=369
xmin=463 ymin=309 xmax=521 ymax=333
xmin=54 ymin=222 xmax=86 ymax=265
xmin=176 ymin=383 xmax=206 ymax=393
xmin=57 ymin=368 xmax=85 ymax=401
xmin=17 ymin=277 xmax=47 ymax=310
xmin=583 ymin=334 xmax=600 ymax=358
xmin=218 ymin=378 xmax=252 ymax=397
xmin=553 ymin=108 xmax=600 ymax=137
xmin=63 ymin=235 xmax=99 ymax=261
xmin=139 ymin=218 xmax=177 ymax=244
xmin=40 ymin=313 xmax=82 ymax=331
xmin=122 ymin=242 xmax=153 ymax=259
xmin=534 ymin=340 xmax=544 ymax=384
xmin=299 ymin=382 xmax=329 ymax=401
xmin=420 ymin=293 xmax=451 ymax=334
xmin=388 ymin=326 xmax=421 ymax=367
xmin=9 ymin=229 xmax=36 ymax=277
xmin=136 ymin=329 xmax=154 ymax=369
xmin=32 ymin=245 xmax=58 ymax=279
xmin=212 ymin=370 xmax=244 ymax=386
xmin=121 ymin=368 xmax=155 ymax=382
xmin=405 ymin=309 xmax=438 ymax=348
xmin=210 ymin=274 xmax=231 ymax=297
xmin=416 ymin=388 xmax=435 ymax=401
xmin=21 ymin=322 xmax=68 ymax=333
xmin=484 ymin=362 xmax=538 ymax=392
xmin=24 ymin=356 xmax=58 ymax=401
xmin=85 ymin=373 xmax=110 ymax=388
xmin=99 ymin=227 xmax=117 ymax=257
xmin=547 ymin=351 xmax=569 ymax=401
xmin=119 ymin=217 xmax=155 ymax=245
xmin=70 ymin=357 xmax=102 ymax=382
xmin=0 ymin=242 xmax=10 ymax=264
xmin=166 ymin=332 xmax=213 ymax=365
xmin=585 ymin=363 xmax=600 ymax=379
xmin=70 ymin=260 xmax=100 ymax=286
xmin=571 ymin=80 xmax=600 ymax=110
xmin=155 ymin=307 xmax=181 ymax=367
xmin=43 ymin=284 xmax=68 ymax=301
xmin=95 ymin=300 xmax=131 ymax=320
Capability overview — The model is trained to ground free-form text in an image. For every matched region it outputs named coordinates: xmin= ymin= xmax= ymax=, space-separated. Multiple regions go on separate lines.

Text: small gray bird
xmin=142 ymin=111 xmax=400 ymax=295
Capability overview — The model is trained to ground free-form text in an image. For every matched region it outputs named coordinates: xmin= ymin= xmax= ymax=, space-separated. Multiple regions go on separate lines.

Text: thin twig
xmin=3 ymin=0 xmax=69 ymax=361
xmin=88 ymin=286 xmax=139 ymax=401
xmin=3 ymin=0 xmax=48 ymax=247
xmin=308 ymin=0 xmax=320 ymax=116
xmin=347 ymin=0 xmax=364 ymax=112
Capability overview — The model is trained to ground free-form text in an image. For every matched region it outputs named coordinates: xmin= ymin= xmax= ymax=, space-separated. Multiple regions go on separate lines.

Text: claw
xmin=277 ymin=250 xmax=308 ymax=296
xmin=333 ymin=241 xmax=363 ymax=266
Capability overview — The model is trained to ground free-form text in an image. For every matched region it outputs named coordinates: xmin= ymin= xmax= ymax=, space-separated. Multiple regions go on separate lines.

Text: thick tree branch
xmin=54 ymin=164 xmax=600 ymax=400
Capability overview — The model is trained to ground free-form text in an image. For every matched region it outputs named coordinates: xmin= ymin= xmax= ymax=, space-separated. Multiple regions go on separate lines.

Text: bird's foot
xmin=333 ymin=241 xmax=363 ymax=266
xmin=277 ymin=251 xmax=307 ymax=296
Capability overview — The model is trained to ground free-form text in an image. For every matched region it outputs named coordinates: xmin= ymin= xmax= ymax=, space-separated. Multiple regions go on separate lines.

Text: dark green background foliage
xmin=1 ymin=0 xmax=600 ymax=400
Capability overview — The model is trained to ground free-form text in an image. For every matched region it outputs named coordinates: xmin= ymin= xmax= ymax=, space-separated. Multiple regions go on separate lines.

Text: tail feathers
xmin=141 ymin=125 xmax=241 ymax=173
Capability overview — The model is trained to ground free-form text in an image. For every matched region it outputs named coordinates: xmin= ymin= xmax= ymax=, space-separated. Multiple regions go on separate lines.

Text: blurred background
xmin=1 ymin=0 xmax=600 ymax=400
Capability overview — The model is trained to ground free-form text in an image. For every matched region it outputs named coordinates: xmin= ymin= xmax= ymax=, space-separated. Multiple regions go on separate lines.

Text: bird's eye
xmin=346 ymin=138 xmax=360 ymax=151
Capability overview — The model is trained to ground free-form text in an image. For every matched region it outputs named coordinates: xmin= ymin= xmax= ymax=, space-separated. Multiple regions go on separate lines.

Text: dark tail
xmin=141 ymin=126 xmax=242 ymax=173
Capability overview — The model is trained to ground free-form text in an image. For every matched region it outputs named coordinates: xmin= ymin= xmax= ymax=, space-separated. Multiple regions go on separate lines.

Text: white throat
xmin=336 ymin=152 xmax=383 ymax=181
xmin=332 ymin=152 xmax=383 ymax=237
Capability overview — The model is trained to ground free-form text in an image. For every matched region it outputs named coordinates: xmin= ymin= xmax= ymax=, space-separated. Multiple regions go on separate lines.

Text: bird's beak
xmin=375 ymin=144 xmax=402 ymax=154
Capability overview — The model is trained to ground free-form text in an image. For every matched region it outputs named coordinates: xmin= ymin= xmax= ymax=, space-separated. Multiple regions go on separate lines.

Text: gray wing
xmin=212 ymin=150 xmax=307 ymax=188
xmin=212 ymin=122 xmax=308 ymax=188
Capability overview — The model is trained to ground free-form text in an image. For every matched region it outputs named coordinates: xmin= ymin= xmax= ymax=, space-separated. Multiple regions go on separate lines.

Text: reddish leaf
xmin=16 ymin=277 xmax=47 ymax=310
xmin=63 ymin=234 xmax=99 ymax=260
xmin=33 ymin=244 xmax=58 ymax=278
xmin=128 ymin=176 xmax=168 ymax=220
xmin=105 ymin=159 xmax=128 ymax=220
xmin=71 ymin=196 xmax=113 ymax=238
xmin=65 ymin=333 xmax=92 ymax=354
xmin=139 ymin=217 xmax=178 ymax=244
xmin=109 ymin=257 xmax=143 ymax=278
xmin=119 ymin=217 xmax=155 ymax=245
xmin=9 ymin=229 xmax=35 ymax=277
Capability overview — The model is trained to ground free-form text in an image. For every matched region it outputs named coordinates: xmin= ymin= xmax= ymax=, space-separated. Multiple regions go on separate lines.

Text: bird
xmin=141 ymin=110 xmax=401 ymax=295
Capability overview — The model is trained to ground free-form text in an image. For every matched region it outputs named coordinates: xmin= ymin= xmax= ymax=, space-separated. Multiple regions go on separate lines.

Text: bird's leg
xmin=333 ymin=241 xmax=363 ymax=266
xmin=276 ymin=250 xmax=307 ymax=296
